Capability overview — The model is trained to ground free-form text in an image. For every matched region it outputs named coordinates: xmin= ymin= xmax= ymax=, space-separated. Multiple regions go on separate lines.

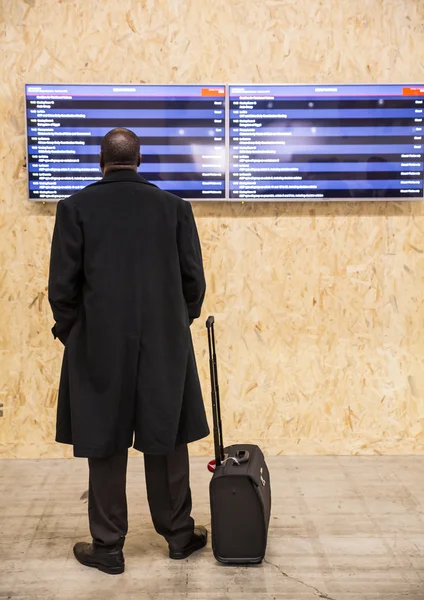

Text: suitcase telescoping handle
xmin=206 ymin=316 xmax=225 ymax=466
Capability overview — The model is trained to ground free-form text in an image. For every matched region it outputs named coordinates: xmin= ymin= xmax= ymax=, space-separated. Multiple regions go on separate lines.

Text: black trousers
xmin=88 ymin=445 xmax=194 ymax=550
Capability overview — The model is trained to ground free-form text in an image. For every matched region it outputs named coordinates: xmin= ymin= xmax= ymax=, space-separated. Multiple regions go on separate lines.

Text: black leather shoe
xmin=73 ymin=542 xmax=125 ymax=575
xmin=169 ymin=526 xmax=208 ymax=560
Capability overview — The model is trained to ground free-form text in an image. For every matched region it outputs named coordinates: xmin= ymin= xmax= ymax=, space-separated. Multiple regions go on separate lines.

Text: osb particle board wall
xmin=1 ymin=0 xmax=424 ymax=458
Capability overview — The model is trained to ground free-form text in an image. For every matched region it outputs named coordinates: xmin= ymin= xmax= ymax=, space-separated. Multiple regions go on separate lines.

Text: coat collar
xmin=98 ymin=170 xmax=157 ymax=188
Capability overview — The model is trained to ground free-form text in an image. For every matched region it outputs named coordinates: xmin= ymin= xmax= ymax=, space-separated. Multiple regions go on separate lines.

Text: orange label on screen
xmin=403 ymin=87 xmax=424 ymax=96
xmin=201 ymin=87 xmax=225 ymax=97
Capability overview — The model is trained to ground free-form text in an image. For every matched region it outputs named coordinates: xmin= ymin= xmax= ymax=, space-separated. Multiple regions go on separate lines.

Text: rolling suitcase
xmin=206 ymin=316 xmax=271 ymax=564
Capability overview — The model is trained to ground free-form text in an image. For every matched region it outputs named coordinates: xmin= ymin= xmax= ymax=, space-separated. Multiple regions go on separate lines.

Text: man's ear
xmin=137 ymin=153 xmax=142 ymax=167
xmin=100 ymin=151 xmax=105 ymax=173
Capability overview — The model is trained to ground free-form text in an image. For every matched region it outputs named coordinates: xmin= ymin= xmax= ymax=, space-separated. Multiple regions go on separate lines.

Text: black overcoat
xmin=48 ymin=170 xmax=209 ymax=458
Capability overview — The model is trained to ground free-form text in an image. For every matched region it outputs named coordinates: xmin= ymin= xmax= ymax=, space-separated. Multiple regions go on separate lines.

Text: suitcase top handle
xmin=206 ymin=316 xmax=215 ymax=329
xmin=234 ymin=449 xmax=250 ymax=464
xmin=207 ymin=450 xmax=250 ymax=473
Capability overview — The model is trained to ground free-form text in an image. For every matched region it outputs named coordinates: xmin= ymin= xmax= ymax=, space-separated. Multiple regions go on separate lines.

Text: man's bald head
xmin=100 ymin=128 xmax=141 ymax=174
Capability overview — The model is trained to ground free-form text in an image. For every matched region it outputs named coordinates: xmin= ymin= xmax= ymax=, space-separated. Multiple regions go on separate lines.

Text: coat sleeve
xmin=48 ymin=199 xmax=84 ymax=344
xmin=177 ymin=200 xmax=206 ymax=322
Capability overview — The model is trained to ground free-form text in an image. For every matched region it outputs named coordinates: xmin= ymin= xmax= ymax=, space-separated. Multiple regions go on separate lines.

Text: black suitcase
xmin=206 ymin=316 xmax=271 ymax=564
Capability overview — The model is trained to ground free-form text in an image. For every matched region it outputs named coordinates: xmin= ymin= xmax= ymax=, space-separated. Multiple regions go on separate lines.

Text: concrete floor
xmin=1 ymin=456 xmax=424 ymax=600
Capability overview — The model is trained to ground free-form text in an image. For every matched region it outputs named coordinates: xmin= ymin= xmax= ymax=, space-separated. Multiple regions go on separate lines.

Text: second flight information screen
xmin=26 ymin=84 xmax=226 ymax=200
xmin=229 ymin=84 xmax=424 ymax=200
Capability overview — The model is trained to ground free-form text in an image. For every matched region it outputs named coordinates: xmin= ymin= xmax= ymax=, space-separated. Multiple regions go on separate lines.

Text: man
xmin=48 ymin=128 xmax=210 ymax=575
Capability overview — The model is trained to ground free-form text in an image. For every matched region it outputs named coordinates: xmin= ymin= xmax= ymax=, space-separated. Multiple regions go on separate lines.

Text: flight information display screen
xmin=229 ymin=84 xmax=424 ymax=200
xmin=26 ymin=84 xmax=226 ymax=201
